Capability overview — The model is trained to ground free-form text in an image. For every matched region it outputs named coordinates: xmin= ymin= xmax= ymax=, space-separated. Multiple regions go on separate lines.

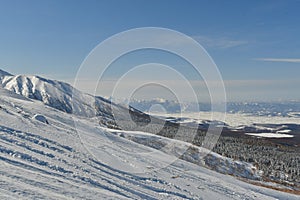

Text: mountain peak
xmin=0 ymin=72 xmax=113 ymax=117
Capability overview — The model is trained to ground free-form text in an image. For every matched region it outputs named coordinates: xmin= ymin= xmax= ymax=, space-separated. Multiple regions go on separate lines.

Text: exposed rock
xmin=32 ymin=114 xmax=49 ymax=124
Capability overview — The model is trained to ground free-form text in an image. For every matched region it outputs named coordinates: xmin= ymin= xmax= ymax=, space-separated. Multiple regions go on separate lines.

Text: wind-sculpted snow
xmin=0 ymin=76 xmax=299 ymax=199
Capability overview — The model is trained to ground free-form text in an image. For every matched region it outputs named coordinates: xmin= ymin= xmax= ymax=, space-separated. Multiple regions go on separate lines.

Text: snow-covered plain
xmin=0 ymin=74 xmax=299 ymax=199
xmin=152 ymin=112 xmax=300 ymax=127
xmin=152 ymin=112 xmax=299 ymax=138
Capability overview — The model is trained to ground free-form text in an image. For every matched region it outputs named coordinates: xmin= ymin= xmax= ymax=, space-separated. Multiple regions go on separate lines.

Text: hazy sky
xmin=0 ymin=0 xmax=299 ymax=101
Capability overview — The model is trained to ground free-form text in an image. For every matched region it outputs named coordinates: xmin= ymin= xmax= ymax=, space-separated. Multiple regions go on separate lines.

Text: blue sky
xmin=0 ymin=0 xmax=299 ymax=101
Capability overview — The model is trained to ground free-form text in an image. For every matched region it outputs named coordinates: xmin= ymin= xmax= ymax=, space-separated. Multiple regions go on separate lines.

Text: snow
xmin=153 ymin=112 xmax=300 ymax=127
xmin=0 ymin=73 xmax=99 ymax=117
xmin=0 ymin=98 xmax=296 ymax=199
xmin=0 ymin=70 xmax=299 ymax=199
xmin=276 ymin=129 xmax=292 ymax=133
xmin=245 ymin=133 xmax=294 ymax=138
xmin=103 ymin=128 xmax=263 ymax=180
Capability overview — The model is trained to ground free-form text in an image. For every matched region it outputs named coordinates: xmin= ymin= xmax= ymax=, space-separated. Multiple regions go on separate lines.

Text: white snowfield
xmin=102 ymin=128 xmax=263 ymax=180
xmin=0 ymin=72 xmax=298 ymax=199
xmin=245 ymin=133 xmax=294 ymax=138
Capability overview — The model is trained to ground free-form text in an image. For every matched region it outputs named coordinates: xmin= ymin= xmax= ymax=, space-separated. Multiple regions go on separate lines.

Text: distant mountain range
xmin=126 ymin=98 xmax=300 ymax=117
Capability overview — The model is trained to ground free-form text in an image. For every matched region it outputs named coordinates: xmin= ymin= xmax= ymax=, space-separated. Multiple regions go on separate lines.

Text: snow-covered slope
xmin=0 ymin=79 xmax=298 ymax=199
xmin=104 ymin=128 xmax=263 ymax=180
xmin=0 ymin=71 xmax=113 ymax=118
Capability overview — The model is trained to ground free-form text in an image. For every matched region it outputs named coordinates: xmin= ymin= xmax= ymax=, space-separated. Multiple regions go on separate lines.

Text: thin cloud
xmin=193 ymin=36 xmax=248 ymax=49
xmin=255 ymin=58 xmax=300 ymax=63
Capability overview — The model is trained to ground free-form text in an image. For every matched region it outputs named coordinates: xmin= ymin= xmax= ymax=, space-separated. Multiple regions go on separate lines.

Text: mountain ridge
xmin=0 ymin=69 xmax=114 ymax=118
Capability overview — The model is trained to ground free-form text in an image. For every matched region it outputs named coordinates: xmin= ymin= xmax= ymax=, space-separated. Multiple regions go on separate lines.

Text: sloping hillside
xmin=0 ymin=74 xmax=298 ymax=199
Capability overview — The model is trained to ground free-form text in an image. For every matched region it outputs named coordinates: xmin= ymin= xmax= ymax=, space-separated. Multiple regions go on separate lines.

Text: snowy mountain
xmin=0 ymin=69 xmax=299 ymax=199
xmin=0 ymin=71 xmax=115 ymax=118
